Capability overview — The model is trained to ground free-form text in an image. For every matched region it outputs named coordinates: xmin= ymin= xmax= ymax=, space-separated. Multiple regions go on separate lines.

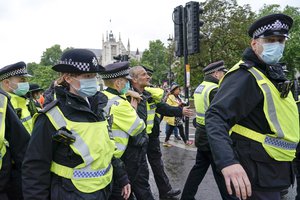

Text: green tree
xmin=173 ymin=0 xmax=255 ymax=89
xmin=40 ymin=44 xmax=63 ymax=66
xmin=27 ymin=45 xmax=67 ymax=89
xmin=140 ymin=40 xmax=168 ymax=85
xmin=27 ymin=62 xmax=59 ymax=89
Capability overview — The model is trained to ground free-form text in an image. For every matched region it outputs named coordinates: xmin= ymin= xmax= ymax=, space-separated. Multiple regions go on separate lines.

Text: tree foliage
xmin=140 ymin=40 xmax=169 ymax=85
xmin=172 ymin=0 xmax=255 ymax=89
xmin=27 ymin=44 xmax=66 ymax=89
xmin=27 ymin=62 xmax=59 ymax=90
xmin=40 ymin=44 xmax=63 ymax=66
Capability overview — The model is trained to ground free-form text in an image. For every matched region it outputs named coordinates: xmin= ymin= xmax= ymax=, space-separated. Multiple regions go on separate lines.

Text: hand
xmin=121 ymin=183 xmax=131 ymax=200
xmin=182 ymin=106 xmax=193 ymax=117
xmin=126 ymin=90 xmax=143 ymax=103
xmin=221 ymin=164 xmax=252 ymax=200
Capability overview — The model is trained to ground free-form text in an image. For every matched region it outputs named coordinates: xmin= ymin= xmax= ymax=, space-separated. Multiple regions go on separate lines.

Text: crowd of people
xmin=0 ymin=12 xmax=299 ymax=200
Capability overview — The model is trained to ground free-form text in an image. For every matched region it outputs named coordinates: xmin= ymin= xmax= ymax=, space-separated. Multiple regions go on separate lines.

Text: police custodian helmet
xmin=203 ymin=60 xmax=227 ymax=75
xmin=0 ymin=61 xmax=32 ymax=81
xmin=100 ymin=61 xmax=131 ymax=80
xmin=248 ymin=13 xmax=293 ymax=39
xmin=52 ymin=49 xmax=104 ymax=73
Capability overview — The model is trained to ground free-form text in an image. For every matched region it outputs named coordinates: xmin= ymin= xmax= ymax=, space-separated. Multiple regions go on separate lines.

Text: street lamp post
xmin=167 ymin=35 xmax=173 ymax=87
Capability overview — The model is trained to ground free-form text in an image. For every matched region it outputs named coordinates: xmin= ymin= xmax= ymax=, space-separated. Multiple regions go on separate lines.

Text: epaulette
xmin=39 ymin=100 xmax=59 ymax=113
xmin=239 ymin=61 xmax=254 ymax=70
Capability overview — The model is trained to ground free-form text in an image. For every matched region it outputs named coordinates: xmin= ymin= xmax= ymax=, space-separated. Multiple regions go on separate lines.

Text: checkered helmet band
xmin=100 ymin=69 xmax=130 ymax=79
xmin=253 ymin=20 xmax=289 ymax=38
xmin=0 ymin=68 xmax=28 ymax=81
xmin=56 ymin=59 xmax=93 ymax=72
xmin=205 ymin=65 xmax=225 ymax=75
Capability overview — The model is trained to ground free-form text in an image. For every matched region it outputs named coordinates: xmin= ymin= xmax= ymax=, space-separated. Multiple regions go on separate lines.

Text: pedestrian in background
xmin=206 ymin=13 xmax=298 ymax=200
xmin=164 ymin=84 xmax=193 ymax=146
xmin=181 ymin=61 xmax=237 ymax=200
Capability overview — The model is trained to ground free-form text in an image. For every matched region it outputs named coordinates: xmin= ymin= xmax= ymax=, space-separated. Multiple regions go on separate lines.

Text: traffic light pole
xmin=182 ymin=7 xmax=190 ymax=141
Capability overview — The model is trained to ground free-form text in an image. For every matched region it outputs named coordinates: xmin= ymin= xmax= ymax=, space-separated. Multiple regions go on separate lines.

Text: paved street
xmin=147 ymin=120 xmax=297 ymax=200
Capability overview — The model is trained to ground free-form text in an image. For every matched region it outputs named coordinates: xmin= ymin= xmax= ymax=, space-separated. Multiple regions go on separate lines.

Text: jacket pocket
xmin=249 ymin=142 xmax=293 ymax=189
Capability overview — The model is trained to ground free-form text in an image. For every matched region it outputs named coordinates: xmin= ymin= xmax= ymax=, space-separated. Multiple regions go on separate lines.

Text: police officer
xmin=181 ymin=61 xmax=238 ymax=200
xmin=27 ymin=83 xmax=44 ymax=108
xmin=128 ymin=66 xmax=193 ymax=200
xmin=26 ymin=83 xmax=44 ymax=116
xmin=22 ymin=49 xmax=126 ymax=199
xmin=0 ymin=87 xmax=30 ymax=200
xmin=205 ymin=14 xmax=298 ymax=200
xmin=0 ymin=62 xmax=33 ymax=133
xmin=98 ymin=61 xmax=146 ymax=200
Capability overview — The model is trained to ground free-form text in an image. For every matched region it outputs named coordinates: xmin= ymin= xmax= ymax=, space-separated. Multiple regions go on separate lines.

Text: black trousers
xmin=123 ymin=145 xmax=154 ymax=200
xmin=147 ymin=134 xmax=172 ymax=196
xmin=165 ymin=124 xmax=187 ymax=143
xmin=181 ymin=148 xmax=237 ymax=200
xmin=294 ymin=145 xmax=300 ymax=200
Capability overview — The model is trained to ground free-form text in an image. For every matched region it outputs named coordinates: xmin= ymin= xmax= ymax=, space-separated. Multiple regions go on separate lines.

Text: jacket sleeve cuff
xmin=118 ymin=174 xmax=130 ymax=188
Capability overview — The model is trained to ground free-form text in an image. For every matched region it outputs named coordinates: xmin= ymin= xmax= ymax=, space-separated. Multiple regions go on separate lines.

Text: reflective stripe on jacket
xmin=102 ymin=91 xmax=145 ymax=158
xmin=9 ymin=92 xmax=32 ymax=133
xmin=194 ymin=81 xmax=218 ymax=125
xmin=145 ymin=87 xmax=164 ymax=134
xmin=44 ymin=106 xmax=115 ymax=193
xmin=0 ymin=94 xmax=7 ymax=169
xmin=227 ymin=61 xmax=299 ymax=161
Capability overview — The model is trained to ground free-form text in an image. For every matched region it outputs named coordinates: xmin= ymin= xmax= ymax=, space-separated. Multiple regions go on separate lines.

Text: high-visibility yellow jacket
xmin=227 ymin=61 xmax=299 ymax=161
xmin=0 ymin=94 xmax=8 ymax=170
xmin=41 ymin=106 xmax=115 ymax=193
xmin=9 ymin=92 xmax=32 ymax=133
xmin=102 ymin=90 xmax=145 ymax=158
xmin=194 ymin=81 xmax=218 ymax=125
xmin=144 ymin=87 xmax=164 ymax=134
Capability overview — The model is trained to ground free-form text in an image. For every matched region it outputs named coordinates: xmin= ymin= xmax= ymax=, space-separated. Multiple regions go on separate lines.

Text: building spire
xmin=127 ymin=39 xmax=130 ymax=53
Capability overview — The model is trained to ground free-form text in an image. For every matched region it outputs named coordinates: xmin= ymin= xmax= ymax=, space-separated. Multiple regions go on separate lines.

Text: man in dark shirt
xmin=129 ymin=66 xmax=193 ymax=200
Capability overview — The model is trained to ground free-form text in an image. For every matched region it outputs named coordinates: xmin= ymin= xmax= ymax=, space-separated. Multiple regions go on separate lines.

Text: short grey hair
xmin=129 ymin=66 xmax=144 ymax=79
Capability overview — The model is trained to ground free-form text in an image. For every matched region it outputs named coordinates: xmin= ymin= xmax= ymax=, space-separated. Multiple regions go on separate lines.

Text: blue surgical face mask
xmin=120 ymin=81 xmax=130 ymax=95
xmin=72 ymin=77 xmax=98 ymax=98
xmin=10 ymin=81 xmax=29 ymax=96
xmin=259 ymin=42 xmax=285 ymax=65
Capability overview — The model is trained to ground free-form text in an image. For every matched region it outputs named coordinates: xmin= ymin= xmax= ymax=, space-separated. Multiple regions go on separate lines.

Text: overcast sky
xmin=0 ymin=0 xmax=299 ymax=67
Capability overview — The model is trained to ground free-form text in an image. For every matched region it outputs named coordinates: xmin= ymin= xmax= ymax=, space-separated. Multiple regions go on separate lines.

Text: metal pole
xmin=169 ymin=51 xmax=172 ymax=86
xmin=182 ymin=6 xmax=190 ymax=141
xmin=167 ymin=35 xmax=173 ymax=87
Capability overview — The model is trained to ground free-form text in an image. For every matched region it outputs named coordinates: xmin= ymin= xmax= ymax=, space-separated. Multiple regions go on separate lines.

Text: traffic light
xmin=173 ymin=6 xmax=184 ymax=57
xmin=121 ymin=55 xmax=130 ymax=61
xmin=186 ymin=1 xmax=204 ymax=55
xmin=113 ymin=54 xmax=130 ymax=62
xmin=113 ymin=54 xmax=122 ymax=62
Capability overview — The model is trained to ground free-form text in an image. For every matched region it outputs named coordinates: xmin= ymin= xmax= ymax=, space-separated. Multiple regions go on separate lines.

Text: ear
xmin=2 ymin=79 xmax=10 ymax=87
xmin=251 ymin=39 xmax=257 ymax=50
